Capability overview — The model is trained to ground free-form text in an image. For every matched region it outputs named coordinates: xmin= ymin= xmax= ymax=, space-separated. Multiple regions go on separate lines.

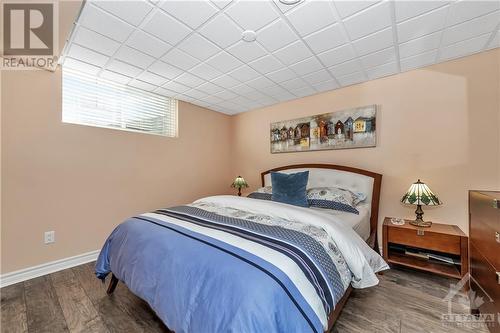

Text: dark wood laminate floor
xmin=1 ymin=262 xmax=488 ymax=333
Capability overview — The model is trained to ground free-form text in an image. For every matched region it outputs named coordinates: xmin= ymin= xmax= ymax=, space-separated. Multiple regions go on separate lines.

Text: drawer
xmin=470 ymin=219 xmax=500 ymax=269
xmin=388 ymin=227 xmax=461 ymax=255
xmin=470 ymin=243 xmax=500 ymax=323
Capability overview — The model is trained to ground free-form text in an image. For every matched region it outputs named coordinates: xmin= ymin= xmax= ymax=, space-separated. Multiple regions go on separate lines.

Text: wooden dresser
xmin=469 ymin=190 xmax=500 ymax=333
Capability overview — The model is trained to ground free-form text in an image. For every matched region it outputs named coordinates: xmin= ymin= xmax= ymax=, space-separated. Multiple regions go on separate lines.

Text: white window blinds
xmin=62 ymin=68 xmax=178 ymax=137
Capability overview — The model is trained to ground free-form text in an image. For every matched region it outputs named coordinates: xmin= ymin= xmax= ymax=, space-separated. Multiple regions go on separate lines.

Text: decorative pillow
xmin=271 ymin=171 xmax=309 ymax=207
xmin=247 ymin=192 xmax=272 ymax=201
xmin=307 ymin=187 xmax=360 ymax=214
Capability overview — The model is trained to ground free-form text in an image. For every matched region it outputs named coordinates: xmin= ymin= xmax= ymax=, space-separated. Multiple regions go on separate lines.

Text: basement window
xmin=62 ymin=68 xmax=178 ymax=137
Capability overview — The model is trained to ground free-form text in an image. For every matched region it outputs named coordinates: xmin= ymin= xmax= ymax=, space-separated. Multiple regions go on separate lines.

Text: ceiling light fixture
xmin=242 ymin=30 xmax=257 ymax=42
xmin=279 ymin=0 xmax=301 ymax=5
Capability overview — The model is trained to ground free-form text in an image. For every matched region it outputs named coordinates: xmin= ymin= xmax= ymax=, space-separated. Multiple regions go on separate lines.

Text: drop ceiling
xmin=61 ymin=0 xmax=500 ymax=115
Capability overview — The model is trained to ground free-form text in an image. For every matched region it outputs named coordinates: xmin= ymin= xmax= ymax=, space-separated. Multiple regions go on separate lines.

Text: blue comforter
xmin=96 ymin=196 xmax=386 ymax=333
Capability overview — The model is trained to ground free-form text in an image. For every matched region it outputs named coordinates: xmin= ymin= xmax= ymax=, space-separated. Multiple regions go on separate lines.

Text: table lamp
xmin=231 ymin=176 xmax=248 ymax=196
xmin=401 ymin=179 xmax=442 ymax=227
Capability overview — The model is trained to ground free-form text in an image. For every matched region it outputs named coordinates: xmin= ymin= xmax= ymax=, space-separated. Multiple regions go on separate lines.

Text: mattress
xmin=311 ymin=203 xmax=371 ymax=241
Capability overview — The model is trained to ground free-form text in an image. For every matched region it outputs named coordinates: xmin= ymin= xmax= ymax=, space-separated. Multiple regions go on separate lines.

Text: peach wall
xmin=1 ymin=68 xmax=232 ymax=273
xmin=232 ymin=49 xmax=500 ymax=243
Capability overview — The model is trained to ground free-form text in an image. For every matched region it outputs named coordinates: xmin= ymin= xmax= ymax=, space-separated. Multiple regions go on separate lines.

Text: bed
xmin=96 ymin=164 xmax=387 ymax=333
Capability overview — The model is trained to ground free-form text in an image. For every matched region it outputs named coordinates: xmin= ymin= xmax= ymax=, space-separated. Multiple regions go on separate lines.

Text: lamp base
xmin=409 ymin=204 xmax=432 ymax=227
xmin=409 ymin=219 xmax=432 ymax=228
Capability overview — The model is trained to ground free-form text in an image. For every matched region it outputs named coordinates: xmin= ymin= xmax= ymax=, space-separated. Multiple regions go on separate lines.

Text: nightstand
xmin=383 ymin=218 xmax=468 ymax=279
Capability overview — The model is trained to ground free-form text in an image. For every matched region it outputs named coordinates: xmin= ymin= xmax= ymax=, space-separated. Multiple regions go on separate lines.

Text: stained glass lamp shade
xmin=401 ymin=179 xmax=442 ymax=227
xmin=231 ymin=176 xmax=248 ymax=196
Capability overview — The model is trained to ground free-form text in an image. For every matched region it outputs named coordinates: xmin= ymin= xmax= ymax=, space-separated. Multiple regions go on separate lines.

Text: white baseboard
xmin=0 ymin=250 xmax=100 ymax=288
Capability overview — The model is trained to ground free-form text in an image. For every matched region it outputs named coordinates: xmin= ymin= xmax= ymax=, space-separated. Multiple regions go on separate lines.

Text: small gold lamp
xmin=231 ymin=176 xmax=249 ymax=196
xmin=401 ymin=179 xmax=442 ymax=227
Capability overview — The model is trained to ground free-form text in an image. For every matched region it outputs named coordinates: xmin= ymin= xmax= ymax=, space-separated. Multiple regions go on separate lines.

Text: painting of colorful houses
xmin=270 ymin=105 xmax=376 ymax=153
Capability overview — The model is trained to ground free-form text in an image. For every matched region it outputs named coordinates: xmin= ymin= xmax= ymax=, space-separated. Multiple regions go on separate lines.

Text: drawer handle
xmin=417 ymin=229 xmax=425 ymax=236
xmin=497 ymin=272 xmax=500 ymax=285
xmin=496 ymin=231 xmax=500 ymax=243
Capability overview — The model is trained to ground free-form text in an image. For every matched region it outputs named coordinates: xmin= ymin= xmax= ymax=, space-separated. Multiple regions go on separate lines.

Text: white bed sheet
xmin=311 ymin=203 xmax=371 ymax=241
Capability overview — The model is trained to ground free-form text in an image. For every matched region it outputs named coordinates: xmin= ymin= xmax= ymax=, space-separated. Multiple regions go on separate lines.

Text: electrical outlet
xmin=44 ymin=231 xmax=55 ymax=244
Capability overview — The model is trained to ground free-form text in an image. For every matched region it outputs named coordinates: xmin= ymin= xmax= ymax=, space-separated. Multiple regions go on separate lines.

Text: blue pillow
xmin=271 ymin=171 xmax=309 ymax=207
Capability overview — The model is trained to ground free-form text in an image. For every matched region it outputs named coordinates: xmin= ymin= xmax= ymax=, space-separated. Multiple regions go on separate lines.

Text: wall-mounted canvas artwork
xmin=270 ymin=105 xmax=377 ymax=153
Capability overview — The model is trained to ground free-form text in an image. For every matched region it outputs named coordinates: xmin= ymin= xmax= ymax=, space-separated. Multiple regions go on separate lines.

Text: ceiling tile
xmin=167 ymin=72 xmax=202 ymax=87
xmin=232 ymin=84 xmax=254 ymax=94
xmin=365 ymin=61 xmax=398 ymax=80
xmin=337 ymin=71 xmax=365 ymax=86
xmin=302 ymin=69 xmax=332 ymax=85
xmin=440 ymin=33 xmax=491 ymax=60
xmin=291 ymin=85 xmax=317 ymax=98
xmin=73 ymin=26 xmax=121 ymax=56
xmin=360 ymin=47 xmax=396 ymax=68
xmin=447 ymin=1 xmax=499 ymax=26
xmin=288 ymin=57 xmax=323 ymax=76
xmin=442 ymin=11 xmax=500 ymax=46
xmin=93 ymin=0 xmax=153 ymax=26
xmin=280 ymin=77 xmax=308 ymax=90
xmin=399 ymin=31 xmax=441 ymax=58
xmin=197 ymin=82 xmax=224 ymax=95
xmin=395 ymin=1 xmax=449 ymax=23
xmin=63 ymin=57 xmax=101 ymax=75
xmin=400 ymin=49 xmax=437 ymax=71
xmin=286 ymin=1 xmax=336 ymax=37
xmin=106 ymin=59 xmax=143 ymax=77
xmin=266 ymin=67 xmax=297 ymax=82
xmin=273 ymin=0 xmax=303 ymax=14
xmin=246 ymin=76 xmax=275 ymax=90
xmin=115 ymin=45 xmax=155 ymax=68
xmin=227 ymin=41 xmax=268 ymax=62
xmin=79 ymin=4 xmax=134 ymax=42
xmin=228 ymin=65 xmax=261 ymax=81
xmin=343 ymin=2 xmax=392 ymax=40
xmin=177 ymin=34 xmax=221 ymax=61
xmin=352 ymin=27 xmax=394 ymax=56
xmin=161 ymin=49 xmax=199 ymax=70
xmin=487 ymin=30 xmax=500 ymax=49
xmin=213 ymin=89 xmax=238 ymax=100
xmin=263 ymin=84 xmax=289 ymax=96
xmin=160 ymin=1 xmax=218 ymax=29
xmin=154 ymin=87 xmax=181 ymax=97
xmin=142 ymin=9 xmax=191 ymax=45
xmin=100 ymin=70 xmax=133 ymax=84
xmin=312 ymin=79 xmax=339 ymax=92
xmin=189 ymin=63 xmax=223 ymax=80
xmin=304 ymin=24 xmax=347 ymax=54
xmin=126 ymin=30 xmax=172 ymax=58
xmin=162 ymin=81 xmax=191 ymax=94
xmin=397 ymin=6 xmax=448 ymax=43
xmin=225 ymin=1 xmax=279 ymax=31
xmin=273 ymin=41 xmax=312 ymax=65
xmin=199 ymin=14 xmax=242 ymax=48
xmin=249 ymin=55 xmax=283 ymax=73
xmin=329 ymin=59 xmax=363 ymax=77
xmin=212 ymin=74 xmax=241 ymax=88
xmin=184 ymin=89 xmax=209 ymax=100
xmin=334 ymin=1 xmax=379 ymax=19
xmin=67 ymin=44 xmax=109 ymax=66
xmin=317 ymin=44 xmax=356 ymax=67
xmin=206 ymin=51 xmax=243 ymax=72
xmin=211 ymin=0 xmax=232 ymax=10
xmin=136 ymin=71 xmax=168 ymax=86
xmin=128 ymin=79 xmax=157 ymax=92
xmin=148 ymin=61 xmax=183 ymax=79
xmin=257 ymin=19 xmax=297 ymax=52
xmin=199 ymin=95 xmax=224 ymax=105
xmin=274 ymin=91 xmax=297 ymax=101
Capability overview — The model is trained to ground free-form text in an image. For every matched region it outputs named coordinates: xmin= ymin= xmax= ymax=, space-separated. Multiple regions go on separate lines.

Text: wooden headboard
xmin=261 ymin=163 xmax=382 ymax=250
